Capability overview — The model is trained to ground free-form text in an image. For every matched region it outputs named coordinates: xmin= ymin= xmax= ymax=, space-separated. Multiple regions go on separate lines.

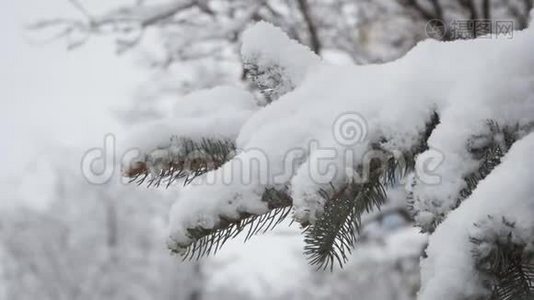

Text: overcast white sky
xmin=0 ymin=0 xmax=144 ymax=208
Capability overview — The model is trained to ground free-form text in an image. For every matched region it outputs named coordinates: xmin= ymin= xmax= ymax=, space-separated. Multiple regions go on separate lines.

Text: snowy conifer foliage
xmin=125 ymin=17 xmax=534 ymax=299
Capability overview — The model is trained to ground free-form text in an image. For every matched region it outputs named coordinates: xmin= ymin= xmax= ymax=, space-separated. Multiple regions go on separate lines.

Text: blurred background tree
xmin=31 ymin=0 xmax=534 ymax=113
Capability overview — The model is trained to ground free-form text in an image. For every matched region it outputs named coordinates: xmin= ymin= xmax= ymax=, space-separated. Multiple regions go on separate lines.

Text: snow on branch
xmin=419 ymin=132 xmax=534 ymax=300
xmin=241 ymin=21 xmax=322 ymax=102
xmin=122 ymin=86 xmax=258 ymax=186
xmin=124 ymin=20 xmax=534 ymax=277
xmin=471 ymin=215 xmax=534 ymax=299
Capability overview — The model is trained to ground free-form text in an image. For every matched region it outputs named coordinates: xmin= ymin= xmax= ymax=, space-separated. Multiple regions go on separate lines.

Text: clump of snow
xmin=419 ymin=132 xmax=534 ymax=300
xmin=240 ymin=21 xmax=322 ymax=100
xmin=122 ymin=86 xmax=258 ymax=175
xmin=410 ymin=30 xmax=534 ymax=229
xmin=128 ymin=85 xmax=258 ymax=152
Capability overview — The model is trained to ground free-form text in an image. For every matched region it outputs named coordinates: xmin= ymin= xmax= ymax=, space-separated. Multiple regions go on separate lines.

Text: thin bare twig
xmin=296 ymin=0 xmax=321 ymax=54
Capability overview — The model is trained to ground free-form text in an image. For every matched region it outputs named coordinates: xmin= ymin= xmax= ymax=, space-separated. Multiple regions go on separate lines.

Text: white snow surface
xmin=419 ymin=131 xmax=534 ymax=300
xmin=124 ymin=85 xmax=258 ymax=154
xmin=240 ymin=21 xmax=322 ymax=88
xmin=165 ymin=20 xmax=534 ymax=248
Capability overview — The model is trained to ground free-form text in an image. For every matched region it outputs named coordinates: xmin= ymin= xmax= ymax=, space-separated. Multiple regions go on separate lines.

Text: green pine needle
xmin=125 ymin=137 xmax=236 ymax=187
xmin=471 ymin=216 xmax=534 ymax=300
xmin=303 ymin=179 xmax=387 ymax=271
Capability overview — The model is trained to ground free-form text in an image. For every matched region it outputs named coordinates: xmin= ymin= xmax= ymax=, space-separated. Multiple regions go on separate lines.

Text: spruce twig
xmin=172 ymin=187 xmax=293 ymax=260
xmin=124 ymin=137 xmax=236 ymax=187
xmin=471 ymin=216 xmax=534 ymax=300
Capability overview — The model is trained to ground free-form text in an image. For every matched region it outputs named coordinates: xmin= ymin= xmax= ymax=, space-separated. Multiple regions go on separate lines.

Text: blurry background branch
xmin=27 ymin=0 xmax=534 ymax=107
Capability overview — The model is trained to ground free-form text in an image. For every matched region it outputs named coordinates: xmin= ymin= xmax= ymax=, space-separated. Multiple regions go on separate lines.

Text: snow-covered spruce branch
xmin=124 ymin=137 xmax=237 ymax=187
xmin=176 ymin=187 xmax=293 ymax=260
xmin=420 ymin=132 xmax=534 ymax=299
xmin=409 ymin=120 xmax=533 ymax=232
xmin=125 ymin=18 xmax=534 ymax=299
xmin=175 ymin=141 xmax=428 ymax=267
xmin=471 ymin=215 xmax=534 ymax=299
